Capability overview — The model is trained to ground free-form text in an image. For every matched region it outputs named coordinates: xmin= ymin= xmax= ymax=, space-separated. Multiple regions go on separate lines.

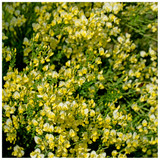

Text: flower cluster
xmin=2 ymin=2 xmax=157 ymax=158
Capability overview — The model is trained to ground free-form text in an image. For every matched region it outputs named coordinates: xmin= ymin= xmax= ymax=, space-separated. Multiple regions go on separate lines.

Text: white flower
xmin=149 ymin=47 xmax=156 ymax=56
xmin=23 ymin=37 xmax=29 ymax=45
xmin=99 ymin=152 xmax=106 ymax=158
xmin=137 ymin=125 xmax=142 ymax=130
xmin=110 ymin=129 xmax=116 ymax=136
xmin=103 ymin=3 xmax=112 ymax=12
xmin=99 ymin=47 xmax=104 ymax=55
xmin=39 ymin=154 xmax=45 ymax=158
xmin=105 ymin=115 xmax=111 ymax=123
xmin=13 ymin=91 xmax=20 ymax=99
xmin=37 ymin=95 xmax=43 ymax=98
xmin=69 ymin=129 xmax=76 ymax=137
xmin=32 ymin=119 xmax=38 ymax=126
xmin=90 ymin=110 xmax=95 ymax=117
xmin=142 ymin=119 xmax=147 ymax=127
xmin=6 ymin=118 xmax=12 ymax=126
xmin=48 ymin=152 xmax=54 ymax=158
xmin=58 ymin=102 xmax=64 ymax=109
xmin=35 ymin=148 xmax=41 ymax=153
xmin=30 ymin=148 xmax=41 ymax=158
xmin=146 ymin=83 xmax=154 ymax=94
xmin=81 ymin=15 xmax=88 ymax=24
xmin=117 ymin=36 xmax=124 ymax=43
xmin=131 ymin=103 xmax=139 ymax=111
xmin=151 ymin=4 xmax=158 ymax=12
xmin=52 ymin=71 xmax=59 ymax=78
xmin=98 ymin=74 xmax=104 ymax=81
xmin=113 ymin=109 xmax=119 ymax=119
xmin=106 ymin=22 xmax=112 ymax=28
xmin=45 ymin=133 xmax=54 ymax=141
xmin=140 ymin=51 xmax=146 ymax=57
xmin=60 ymin=111 xmax=66 ymax=119
xmin=12 ymin=145 xmax=24 ymax=157
xmin=149 ymin=114 xmax=155 ymax=121
xmin=84 ymin=108 xmax=89 ymax=115
xmin=59 ymin=81 xmax=65 ymax=87
xmin=3 ymin=105 xmax=10 ymax=111
xmin=104 ymin=129 xmax=110 ymax=136
xmin=132 ymin=132 xmax=138 ymax=139
xmin=34 ymin=136 xmax=41 ymax=144
xmin=90 ymin=150 xmax=98 ymax=158
xmin=112 ymin=3 xmax=123 ymax=14
xmin=43 ymin=123 xmax=50 ymax=131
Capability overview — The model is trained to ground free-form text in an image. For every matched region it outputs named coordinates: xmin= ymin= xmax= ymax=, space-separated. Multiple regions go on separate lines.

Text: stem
xmin=125 ymin=24 xmax=157 ymax=42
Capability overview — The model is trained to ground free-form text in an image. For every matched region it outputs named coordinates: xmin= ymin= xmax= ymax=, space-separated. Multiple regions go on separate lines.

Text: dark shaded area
xmin=52 ymin=51 xmax=68 ymax=72
xmin=88 ymin=136 xmax=102 ymax=151
xmin=2 ymin=2 xmax=41 ymax=85
xmin=2 ymin=128 xmax=36 ymax=158
xmin=97 ymin=88 xmax=107 ymax=96
xmin=126 ymin=145 xmax=157 ymax=158
xmin=2 ymin=131 xmax=13 ymax=158
xmin=104 ymin=144 xmax=116 ymax=157
xmin=17 ymin=130 xmax=36 ymax=157
xmin=2 ymin=59 xmax=9 ymax=86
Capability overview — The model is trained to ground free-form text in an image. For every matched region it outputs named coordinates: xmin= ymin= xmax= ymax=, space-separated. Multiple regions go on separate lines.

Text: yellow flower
xmin=112 ymin=150 xmax=118 ymax=157
xmin=99 ymin=47 xmax=104 ymax=56
xmin=105 ymin=115 xmax=111 ymax=123
xmin=90 ymin=110 xmax=95 ymax=117
xmin=90 ymin=151 xmax=97 ymax=158
xmin=23 ymin=37 xmax=29 ymax=46
xmin=131 ymin=103 xmax=139 ymax=111
xmin=69 ymin=129 xmax=76 ymax=137
xmin=95 ymin=57 xmax=102 ymax=64
xmin=98 ymin=74 xmax=105 ymax=81
xmin=48 ymin=152 xmax=54 ymax=158
xmin=42 ymin=65 xmax=48 ymax=71
xmin=64 ymin=140 xmax=71 ymax=148
xmin=12 ymin=145 xmax=24 ymax=157
xmin=34 ymin=136 xmax=42 ymax=144
xmin=142 ymin=119 xmax=147 ymax=127
xmin=117 ymin=36 xmax=123 ymax=43
xmin=6 ymin=54 xmax=11 ymax=61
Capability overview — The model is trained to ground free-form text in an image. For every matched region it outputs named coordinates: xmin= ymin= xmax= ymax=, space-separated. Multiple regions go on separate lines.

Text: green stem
xmin=125 ymin=24 xmax=157 ymax=42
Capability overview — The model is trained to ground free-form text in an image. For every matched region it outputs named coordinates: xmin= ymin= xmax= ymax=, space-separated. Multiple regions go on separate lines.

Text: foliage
xmin=2 ymin=2 xmax=158 ymax=158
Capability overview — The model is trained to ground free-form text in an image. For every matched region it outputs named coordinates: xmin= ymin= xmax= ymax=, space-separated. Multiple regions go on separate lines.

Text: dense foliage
xmin=2 ymin=2 xmax=158 ymax=158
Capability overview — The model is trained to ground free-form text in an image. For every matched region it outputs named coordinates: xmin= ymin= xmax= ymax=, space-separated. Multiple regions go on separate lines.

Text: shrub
xmin=2 ymin=2 xmax=157 ymax=158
